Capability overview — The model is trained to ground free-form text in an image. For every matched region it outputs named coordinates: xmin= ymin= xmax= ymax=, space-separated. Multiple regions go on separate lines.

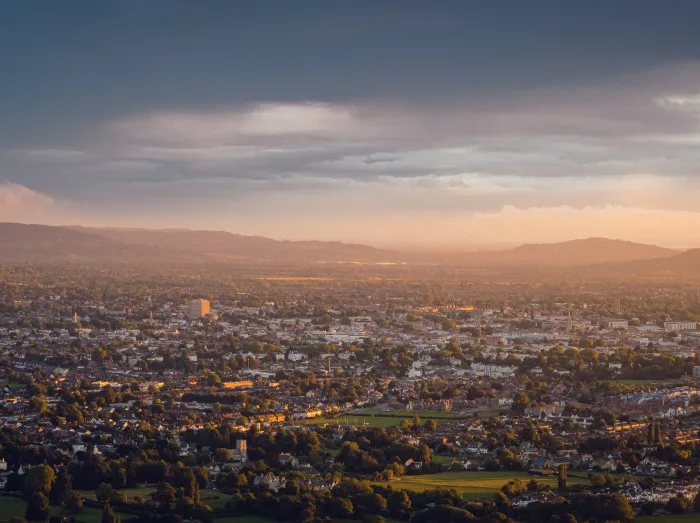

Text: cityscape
xmin=2 ymin=2 xmax=700 ymax=523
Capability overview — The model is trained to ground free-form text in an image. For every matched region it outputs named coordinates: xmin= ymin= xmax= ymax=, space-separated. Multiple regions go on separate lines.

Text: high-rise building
xmin=188 ymin=298 xmax=210 ymax=319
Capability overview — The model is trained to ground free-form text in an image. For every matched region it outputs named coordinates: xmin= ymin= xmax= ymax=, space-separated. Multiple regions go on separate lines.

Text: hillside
xmin=0 ymin=223 xmax=167 ymax=263
xmin=0 ymin=223 xmax=399 ymax=264
xmin=502 ymin=238 xmax=677 ymax=266
xmin=600 ymin=248 xmax=700 ymax=278
xmin=429 ymin=238 xmax=678 ymax=268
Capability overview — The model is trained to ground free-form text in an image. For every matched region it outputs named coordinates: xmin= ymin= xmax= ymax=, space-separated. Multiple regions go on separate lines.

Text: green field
xmin=371 ymin=471 xmax=588 ymax=499
xmin=78 ymin=486 xmax=155 ymax=502
xmin=299 ymin=415 xmax=406 ymax=428
xmin=637 ymin=514 xmax=700 ymax=522
xmin=603 ymin=379 xmax=681 ymax=386
xmin=78 ymin=486 xmax=233 ymax=510
xmin=0 ymin=495 xmax=266 ymax=523
xmin=432 ymin=454 xmax=458 ymax=465
xmin=351 ymin=408 xmax=464 ymax=419
xmin=298 ymin=408 xmax=468 ymax=428
xmin=216 ymin=517 xmax=275 ymax=523
xmin=0 ymin=496 xmax=128 ymax=523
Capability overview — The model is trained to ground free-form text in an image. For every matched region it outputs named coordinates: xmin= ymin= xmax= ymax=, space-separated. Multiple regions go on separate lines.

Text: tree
xmin=694 ymin=491 xmax=700 ymax=512
xmin=95 ymin=483 xmax=115 ymax=503
xmin=558 ymin=463 xmax=567 ymax=489
xmin=666 ymin=494 xmax=688 ymax=514
xmin=512 ymin=392 xmax=530 ymax=414
xmin=328 ymin=497 xmax=354 ymax=519
xmin=424 ymin=419 xmax=438 ymax=431
xmin=25 ymin=465 xmax=56 ymax=496
xmin=153 ymin=481 xmax=177 ymax=505
xmin=388 ymin=490 xmax=411 ymax=516
xmin=28 ymin=395 xmax=48 ymax=414
xmin=590 ymin=473 xmax=606 ymax=488
xmin=25 ymin=492 xmax=49 ymax=522
xmin=101 ymin=503 xmax=120 ymax=523
xmin=602 ymin=494 xmax=634 ymax=522
xmin=64 ymin=490 xmax=84 ymax=514
xmin=411 ymin=505 xmax=475 ymax=523
xmin=362 ymin=493 xmax=388 ymax=514
xmin=50 ymin=467 xmax=72 ymax=505
xmin=418 ymin=443 xmax=432 ymax=464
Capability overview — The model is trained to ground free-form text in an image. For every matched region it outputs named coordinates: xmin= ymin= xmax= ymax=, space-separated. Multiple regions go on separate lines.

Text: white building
xmin=665 ymin=321 xmax=697 ymax=332
xmin=600 ymin=318 xmax=628 ymax=330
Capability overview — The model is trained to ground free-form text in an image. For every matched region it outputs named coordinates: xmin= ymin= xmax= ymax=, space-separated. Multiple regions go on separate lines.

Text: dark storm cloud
xmin=2 ymin=0 xmax=700 ymax=222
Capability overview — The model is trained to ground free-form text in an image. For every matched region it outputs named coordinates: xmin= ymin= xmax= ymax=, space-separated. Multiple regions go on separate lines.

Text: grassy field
xmin=603 ymin=379 xmax=682 ymax=386
xmin=296 ymin=407 xmax=507 ymax=429
xmin=0 ymin=496 xmax=128 ymax=523
xmin=298 ymin=415 xmax=407 ymax=428
xmin=78 ymin=485 xmax=155 ymax=502
xmin=432 ymin=454 xmax=458 ymax=465
xmin=216 ymin=517 xmax=275 ymax=523
xmin=78 ymin=486 xmax=233 ymax=510
xmin=636 ymin=514 xmax=700 ymax=522
xmin=371 ymin=471 xmax=588 ymax=499
xmin=351 ymin=408 xmax=464 ymax=419
xmin=0 ymin=494 xmax=264 ymax=523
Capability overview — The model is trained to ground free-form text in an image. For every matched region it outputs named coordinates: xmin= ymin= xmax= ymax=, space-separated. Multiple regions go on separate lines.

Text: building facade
xmin=188 ymin=298 xmax=211 ymax=320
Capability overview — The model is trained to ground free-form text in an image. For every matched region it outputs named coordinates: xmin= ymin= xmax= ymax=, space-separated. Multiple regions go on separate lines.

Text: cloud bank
xmin=0 ymin=181 xmax=80 ymax=225
xmin=2 ymin=62 xmax=700 ymax=246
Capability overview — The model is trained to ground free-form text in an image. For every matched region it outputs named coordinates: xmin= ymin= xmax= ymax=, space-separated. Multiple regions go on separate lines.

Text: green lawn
xmin=299 ymin=415 xmax=415 ymax=428
xmin=298 ymin=408 xmax=468 ymax=428
xmin=79 ymin=486 xmax=232 ymax=509
xmin=351 ymin=408 xmax=463 ymax=420
xmin=371 ymin=471 xmax=588 ymax=499
xmin=636 ymin=514 xmax=700 ymax=522
xmin=215 ymin=517 xmax=275 ymax=523
xmin=0 ymin=495 xmax=127 ymax=523
xmin=432 ymin=454 xmax=459 ymax=465
xmin=0 ymin=494 xmax=262 ymax=523
xmin=78 ymin=485 xmax=156 ymax=502
xmin=603 ymin=379 xmax=681 ymax=386
xmin=0 ymin=496 xmax=26 ymax=522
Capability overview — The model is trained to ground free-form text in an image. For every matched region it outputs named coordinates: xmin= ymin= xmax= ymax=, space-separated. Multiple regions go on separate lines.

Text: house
xmin=253 ymin=473 xmax=286 ymax=492
xmin=278 ymin=453 xmax=299 ymax=468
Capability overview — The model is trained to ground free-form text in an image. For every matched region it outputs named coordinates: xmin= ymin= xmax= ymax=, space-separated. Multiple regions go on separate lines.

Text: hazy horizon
xmin=2 ymin=2 xmax=700 ymax=248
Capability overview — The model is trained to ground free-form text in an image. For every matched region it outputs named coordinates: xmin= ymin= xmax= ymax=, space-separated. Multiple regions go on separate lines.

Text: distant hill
xmin=74 ymin=227 xmax=398 ymax=263
xmin=0 ymin=224 xmax=687 ymax=273
xmin=501 ymin=238 xmax=678 ymax=266
xmin=597 ymin=248 xmax=700 ymax=278
xmin=0 ymin=223 xmax=399 ymax=264
xmin=428 ymin=237 xmax=678 ymax=267
xmin=0 ymin=223 xmax=164 ymax=263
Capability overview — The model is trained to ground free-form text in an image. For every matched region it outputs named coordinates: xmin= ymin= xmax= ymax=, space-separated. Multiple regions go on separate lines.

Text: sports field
xmin=371 ymin=471 xmax=588 ymax=499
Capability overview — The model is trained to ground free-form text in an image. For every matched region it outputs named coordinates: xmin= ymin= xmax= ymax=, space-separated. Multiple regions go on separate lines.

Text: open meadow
xmin=371 ymin=471 xmax=591 ymax=499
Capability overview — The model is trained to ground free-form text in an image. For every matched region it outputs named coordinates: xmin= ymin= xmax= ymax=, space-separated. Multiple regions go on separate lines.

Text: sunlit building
xmin=188 ymin=298 xmax=210 ymax=320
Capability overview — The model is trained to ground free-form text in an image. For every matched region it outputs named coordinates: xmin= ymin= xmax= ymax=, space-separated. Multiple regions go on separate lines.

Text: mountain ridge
xmin=0 ymin=223 xmax=690 ymax=271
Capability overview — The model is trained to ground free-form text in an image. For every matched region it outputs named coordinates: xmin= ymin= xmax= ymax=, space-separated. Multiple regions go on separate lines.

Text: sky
xmin=2 ymin=1 xmax=700 ymax=248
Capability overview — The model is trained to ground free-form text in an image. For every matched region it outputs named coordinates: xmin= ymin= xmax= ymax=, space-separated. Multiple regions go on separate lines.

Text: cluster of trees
xmin=334 ymin=427 xmax=434 ymax=477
